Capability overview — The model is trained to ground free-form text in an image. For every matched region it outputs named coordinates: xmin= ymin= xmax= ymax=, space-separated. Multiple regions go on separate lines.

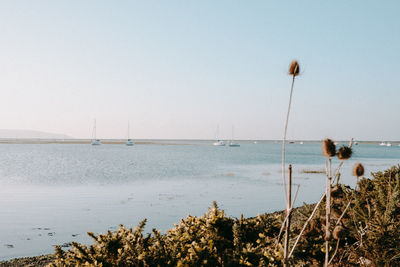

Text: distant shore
xmin=0 ymin=139 xmax=398 ymax=146
xmin=0 ymin=139 xmax=191 ymax=145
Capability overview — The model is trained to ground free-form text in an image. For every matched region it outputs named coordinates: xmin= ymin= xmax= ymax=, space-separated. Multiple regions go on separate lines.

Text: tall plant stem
xmin=328 ymin=238 xmax=340 ymax=265
xmin=276 ymin=184 xmax=300 ymax=247
xmin=289 ymin=193 xmax=326 ymax=258
xmin=281 ymin=75 xmax=296 ymax=208
xmin=325 ymin=158 xmax=332 ymax=267
xmin=283 ymin=165 xmax=293 ymax=265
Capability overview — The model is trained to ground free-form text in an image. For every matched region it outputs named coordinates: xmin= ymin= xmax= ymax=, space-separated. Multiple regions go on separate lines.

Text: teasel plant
xmin=281 ymin=60 xmax=300 ymax=266
xmin=327 ymin=142 xmax=354 ymax=265
xmin=353 ymin=163 xmax=365 ymax=189
xmin=322 ymin=138 xmax=336 ymax=266
xmin=333 ymin=144 xmax=353 ymax=185
xmin=288 ymin=138 xmax=354 ymax=265
xmin=325 ymin=161 xmax=364 ymax=265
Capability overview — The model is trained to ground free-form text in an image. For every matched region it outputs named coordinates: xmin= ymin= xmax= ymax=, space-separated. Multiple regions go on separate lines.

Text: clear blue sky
xmin=0 ymin=1 xmax=399 ymax=140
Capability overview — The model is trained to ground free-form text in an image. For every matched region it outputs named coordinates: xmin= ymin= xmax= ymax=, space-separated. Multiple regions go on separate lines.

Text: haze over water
xmin=0 ymin=141 xmax=399 ymax=260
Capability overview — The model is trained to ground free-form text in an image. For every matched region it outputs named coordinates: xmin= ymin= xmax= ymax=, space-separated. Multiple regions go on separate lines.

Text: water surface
xmin=0 ymin=141 xmax=399 ymax=259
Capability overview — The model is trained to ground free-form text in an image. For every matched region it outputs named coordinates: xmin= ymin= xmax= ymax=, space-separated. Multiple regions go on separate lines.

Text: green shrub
xmin=50 ymin=201 xmax=282 ymax=267
xmin=348 ymin=165 xmax=400 ymax=266
xmin=50 ymin=166 xmax=400 ymax=266
xmin=289 ymin=165 xmax=400 ymax=266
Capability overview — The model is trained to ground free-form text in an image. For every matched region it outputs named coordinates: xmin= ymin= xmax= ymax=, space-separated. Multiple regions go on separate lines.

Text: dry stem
xmin=328 ymin=238 xmax=341 ymax=265
xmin=283 ymin=165 xmax=293 ymax=265
xmin=276 ymin=184 xmax=300 ymax=246
xmin=325 ymin=158 xmax=332 ymax=267
xmin=289 ymin=193 xmax=326 ymax=258
xmin=335 ymin=201 xmax=351 ymax=228
xmin=281 ymin=75 xmax=296 ymax=207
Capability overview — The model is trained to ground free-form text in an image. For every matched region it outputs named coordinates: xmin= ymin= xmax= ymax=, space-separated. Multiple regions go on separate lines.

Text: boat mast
xmin=215 ymin=124 xmax=219 ymax=140
xmin=93 ymin=119 xmax=97 ymax=140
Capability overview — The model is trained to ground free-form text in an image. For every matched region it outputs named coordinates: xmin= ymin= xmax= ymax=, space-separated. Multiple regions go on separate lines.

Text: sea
xmin=0 ymin=140 xmax=399 ymax=260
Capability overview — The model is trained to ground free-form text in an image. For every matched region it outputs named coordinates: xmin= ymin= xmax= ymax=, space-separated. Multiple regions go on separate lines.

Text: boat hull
xmin=213 ymin=141 xmax=226 ymax=146
xmin=91 ymin=140 xmax=101 ymax=146
xmin=229 ymin=143 xmax=240 ymax=147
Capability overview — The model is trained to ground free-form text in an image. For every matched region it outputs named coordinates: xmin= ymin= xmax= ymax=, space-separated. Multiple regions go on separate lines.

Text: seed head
xmin=353 ymin=163 xmax=365 ymax=177
xmin=322 ymin=139 xmax=336 ymax=157
xmin=337 ymin=146 xmax=353 ymax=160
xmin=333 ymin=226 xmax=345 ymax=239
xmin=289 ymin=60 xmax=300 ymax=76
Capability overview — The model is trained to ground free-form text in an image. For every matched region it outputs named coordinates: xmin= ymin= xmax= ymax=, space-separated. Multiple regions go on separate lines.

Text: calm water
xmin=0 ymin=141 xmax=399 ymax=260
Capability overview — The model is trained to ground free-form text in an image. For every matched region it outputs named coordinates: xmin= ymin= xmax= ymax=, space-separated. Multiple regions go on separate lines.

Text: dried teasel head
xmin=333 ymin=226 xmax=345 ymax=239
xmin=337 ymin=146 xmax=353 ymax=160
xmin=289 ymin=60 xmax=300 ymax=76
xmin=353 ymin=163 xmax=365 ymax=177
xmin=322 ymin=139 xmax=336 ymax=157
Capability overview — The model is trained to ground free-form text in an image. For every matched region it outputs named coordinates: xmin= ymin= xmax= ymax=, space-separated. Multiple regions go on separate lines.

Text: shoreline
xmin=0 ymin=205 xmax=312 ymax=266
xmin=0 ymin=139 xmax=187 ymax=145
xmin=0 ymin=255 xmax=53 ymax=267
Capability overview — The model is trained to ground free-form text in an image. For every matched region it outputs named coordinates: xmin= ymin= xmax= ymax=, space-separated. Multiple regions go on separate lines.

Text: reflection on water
xmin=0 ymin=142 xmax=399 ymax=259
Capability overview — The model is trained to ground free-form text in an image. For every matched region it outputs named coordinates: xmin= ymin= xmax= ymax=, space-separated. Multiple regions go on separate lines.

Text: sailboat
xmin=126 ymin=121 xmax=134 ymax=146
xmin=213 ymin=124 xmax=225 ymax=146
xmin=91 ymin=119 xmax=101 ymax=145
xmin=228 ymin=125 xmax=240 ymax=147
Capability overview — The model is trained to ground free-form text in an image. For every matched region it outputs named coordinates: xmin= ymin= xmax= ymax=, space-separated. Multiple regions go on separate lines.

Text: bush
xmin=49 ymin=202 xmax=282 ymax=266
xmin=348 ymin=165 xmax=400 ymax=266
xmin=50 ymin=166 xmax=400 ymax=266
xmin=290 ymin=165 xmax=400 ymax=266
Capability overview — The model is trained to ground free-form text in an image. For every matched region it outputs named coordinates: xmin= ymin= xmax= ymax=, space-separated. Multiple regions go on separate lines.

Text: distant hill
xmin=0 ymin=129 xmax=73 ymax=139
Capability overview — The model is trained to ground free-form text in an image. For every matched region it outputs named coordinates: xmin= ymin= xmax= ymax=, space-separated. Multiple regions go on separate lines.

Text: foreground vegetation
xmin=47 ymin=165 xmax=400 ymax=266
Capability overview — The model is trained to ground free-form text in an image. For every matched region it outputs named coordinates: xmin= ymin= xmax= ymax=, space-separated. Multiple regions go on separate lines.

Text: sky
xmin=0 ymin=1 xmax=399 ymax=140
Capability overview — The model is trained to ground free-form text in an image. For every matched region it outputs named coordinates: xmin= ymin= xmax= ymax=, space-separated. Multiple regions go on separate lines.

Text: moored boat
xmin=126 ymin=121 xmax=134 ymax=146
xmin=228 ymin=125 xmax=240 ymax=147
xmin=91 ymin=119 xmax=102 ymax=146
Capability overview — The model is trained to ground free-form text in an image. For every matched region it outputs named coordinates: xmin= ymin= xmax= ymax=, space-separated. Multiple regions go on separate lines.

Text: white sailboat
xmin=229 ymin=125 xmax=240 ymax=147
xmin=213 ymin=140 xmax=226 ymax=146
xmin=386 ymin=142 xmax=392 ymax=147
xmin=213 ymin=124 xmax=226 ymax=146
xmin=380 ymin=142 xmax=386 ymax=146
xmin=91 ymin=119 xmax=101 ymax=145
xmin=126 ymin=121 xmax=134 ymax=146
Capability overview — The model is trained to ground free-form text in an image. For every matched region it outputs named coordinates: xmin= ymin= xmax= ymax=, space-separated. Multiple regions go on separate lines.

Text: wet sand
xmin=0 ymin=255 xmax=53 ymax=267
